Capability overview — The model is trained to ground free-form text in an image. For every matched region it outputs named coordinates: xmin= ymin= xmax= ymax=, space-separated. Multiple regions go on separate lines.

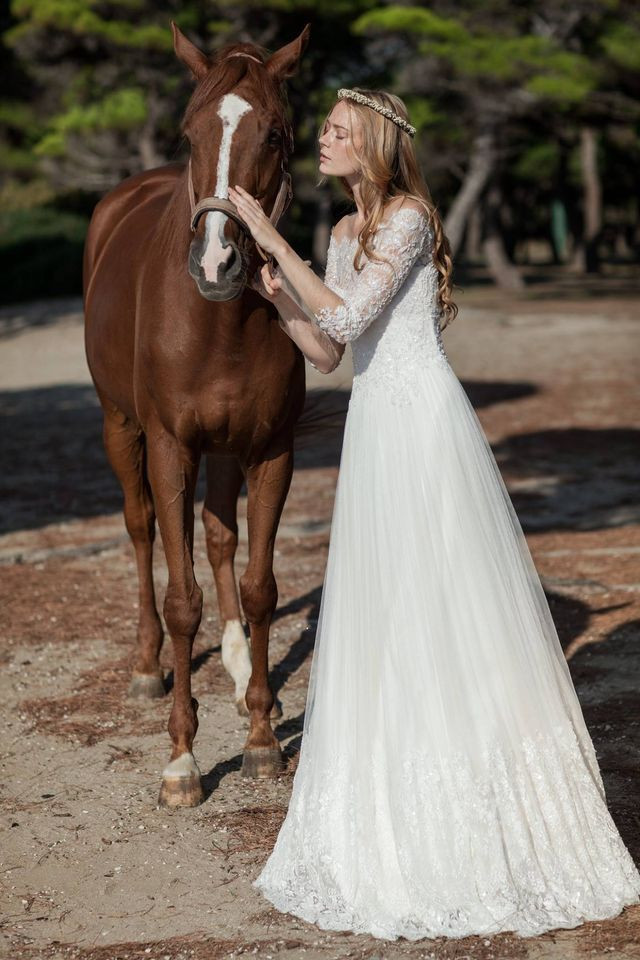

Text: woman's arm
xmin=229 ymin=183 xmax=347 ymax=319
xmin=274 ymin=205 xmax=431 ymax=344
xmin=228 ymin=185 xmax=430 ymax=344
xmin=274 ymin=290 xmax=345 ymax=374
xmin=271 ymin=239 xmax=347 ymax=320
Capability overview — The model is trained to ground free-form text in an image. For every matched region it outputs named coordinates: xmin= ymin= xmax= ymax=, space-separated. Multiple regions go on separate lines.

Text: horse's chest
xmin=141 ymin=375 xmax=302 ymax=456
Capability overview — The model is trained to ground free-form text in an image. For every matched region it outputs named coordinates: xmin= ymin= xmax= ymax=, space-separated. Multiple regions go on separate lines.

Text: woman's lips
xmin=320 ymin=153 xmax=330 ymax=161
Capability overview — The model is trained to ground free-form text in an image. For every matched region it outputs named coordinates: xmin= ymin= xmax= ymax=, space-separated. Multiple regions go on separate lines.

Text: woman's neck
xmin=345 ymin=173 xmax=366 ymax=222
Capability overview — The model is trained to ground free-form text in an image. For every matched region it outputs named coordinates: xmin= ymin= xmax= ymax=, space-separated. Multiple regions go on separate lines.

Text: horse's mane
xmin=156 ymin=42 xmax=294 ymax=264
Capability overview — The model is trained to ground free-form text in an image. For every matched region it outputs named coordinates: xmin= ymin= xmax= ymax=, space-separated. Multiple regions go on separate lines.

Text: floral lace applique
xmin=315 ymin=207 xmax=433 ymax=343
xmin=318 ymin=207 xmax=449 ymax=406
xmin=254 ymin=721 xmax=640 ymax=940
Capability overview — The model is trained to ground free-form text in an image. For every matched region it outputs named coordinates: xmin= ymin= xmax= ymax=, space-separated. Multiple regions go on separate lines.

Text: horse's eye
xmin=267 ymin=129 xmax=282 ymax=147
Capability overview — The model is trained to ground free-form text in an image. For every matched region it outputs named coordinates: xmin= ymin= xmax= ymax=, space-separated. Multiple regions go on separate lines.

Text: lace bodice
xmin=315 ymin=207 xmax=449 ymax=404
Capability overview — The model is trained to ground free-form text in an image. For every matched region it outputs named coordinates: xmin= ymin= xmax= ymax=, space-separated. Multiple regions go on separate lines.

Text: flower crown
xmin=337 ymin=88 xmax=416 ymax=137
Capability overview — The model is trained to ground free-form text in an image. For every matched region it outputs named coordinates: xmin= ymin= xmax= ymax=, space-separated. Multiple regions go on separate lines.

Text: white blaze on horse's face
xmin=201 ymin=93 xmax=253 ymax=283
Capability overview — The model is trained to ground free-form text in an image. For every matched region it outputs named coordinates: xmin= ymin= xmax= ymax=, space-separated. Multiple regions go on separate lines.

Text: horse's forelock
xmin=181 ymin=43 xmax=286 ymax=136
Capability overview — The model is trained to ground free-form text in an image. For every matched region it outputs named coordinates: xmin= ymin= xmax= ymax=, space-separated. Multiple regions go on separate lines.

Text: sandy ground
xmin=1 ymin=282 xmax=640 ymax=960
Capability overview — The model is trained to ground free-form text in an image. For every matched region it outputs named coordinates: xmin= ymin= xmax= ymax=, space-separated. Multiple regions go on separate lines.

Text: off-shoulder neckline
xmin=330 ymin=206 xmax=430 ymax=250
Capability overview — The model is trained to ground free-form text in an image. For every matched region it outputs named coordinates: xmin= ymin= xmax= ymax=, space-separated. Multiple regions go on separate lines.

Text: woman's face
xmin=318 ymin=101 xmax=363 ymax=177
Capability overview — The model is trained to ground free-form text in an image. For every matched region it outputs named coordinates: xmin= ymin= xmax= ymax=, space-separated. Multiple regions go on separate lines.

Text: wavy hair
xmin=317 ymin=89 xmax=458 ymax=329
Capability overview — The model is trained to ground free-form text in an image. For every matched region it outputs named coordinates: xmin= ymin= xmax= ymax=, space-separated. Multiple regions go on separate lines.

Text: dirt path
xmin=1 ymin=289 xmax=639 ymax=960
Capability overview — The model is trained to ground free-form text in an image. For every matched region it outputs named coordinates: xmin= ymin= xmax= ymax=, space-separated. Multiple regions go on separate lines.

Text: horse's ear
xmin=171 ymin=21 xmax=210 ymax=81
xmin=265 ymin=23 xmax=311 ymax=81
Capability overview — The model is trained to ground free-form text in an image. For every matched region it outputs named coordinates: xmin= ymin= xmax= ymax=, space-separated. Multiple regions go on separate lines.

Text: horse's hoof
xmin=128 ymin=671 xmax=165 ymax=699
xmin=158 ymin=774 xmax=203 ymax=808
xmin=158 ymin=753 xmax=204 ymax=808
xmin=241 ymin=745 xmax=283 ymax=779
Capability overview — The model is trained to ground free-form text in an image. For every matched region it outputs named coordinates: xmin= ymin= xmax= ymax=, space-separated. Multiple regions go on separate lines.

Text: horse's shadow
xmin=0 ymin=378 xmax=537 ymax=535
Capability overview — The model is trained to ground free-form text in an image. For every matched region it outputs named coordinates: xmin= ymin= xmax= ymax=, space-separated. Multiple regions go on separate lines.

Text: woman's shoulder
xmin=331 ymin=212 xmax=359 ymax=244
xmin=380 ymin=196 xmax=430 ymax=232
xmin=331 ymin=197 xmax=430 ymax=242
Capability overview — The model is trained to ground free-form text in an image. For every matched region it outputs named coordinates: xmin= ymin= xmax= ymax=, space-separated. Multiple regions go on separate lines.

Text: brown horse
xmin=83 ymin=22 xmax=310 ymax=807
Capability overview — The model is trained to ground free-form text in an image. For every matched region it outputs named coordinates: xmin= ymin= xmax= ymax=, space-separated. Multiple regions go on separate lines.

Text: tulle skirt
xmin=253 ymin=358 xmax=640 ymax=940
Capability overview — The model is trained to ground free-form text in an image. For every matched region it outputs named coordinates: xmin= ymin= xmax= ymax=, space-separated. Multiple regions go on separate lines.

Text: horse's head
xmin=172 ymin=22 xmax=310 ymax=302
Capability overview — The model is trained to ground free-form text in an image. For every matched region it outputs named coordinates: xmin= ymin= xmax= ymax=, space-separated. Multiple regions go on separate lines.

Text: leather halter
xmin=186 ymin=52 xmax=293 ymax=265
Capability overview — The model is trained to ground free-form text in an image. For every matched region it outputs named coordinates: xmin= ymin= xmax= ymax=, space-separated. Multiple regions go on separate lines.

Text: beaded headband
xmin=337 ymin=88 xmax=416 ymax=137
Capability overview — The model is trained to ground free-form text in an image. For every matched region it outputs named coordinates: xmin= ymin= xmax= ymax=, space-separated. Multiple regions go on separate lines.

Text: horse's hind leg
xmin=202 ymin=456 xmax=251 ymax=715
xmin=203 ymin=456 xmax=284 ymax=719
xmin=102 ymin=405 xmax=164 ymax=698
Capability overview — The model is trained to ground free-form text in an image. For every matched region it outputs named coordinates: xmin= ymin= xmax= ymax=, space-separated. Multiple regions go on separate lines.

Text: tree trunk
xmin=138 ymin=92 xmax=165 ymax=171
xmin=139 ymin=125 xmax=164 ymax=170
xmin=482 ymin=184 xmax=525 ymax=291
xmin=444 ymin=130 xmax=496 ymax=256
xmin=313 ymin=189 xmax=332 ymax=268
xmin=570 ymin=125 xmax=602 ymax=273
xmin=464 ymin=204 xmax=482 ymax=262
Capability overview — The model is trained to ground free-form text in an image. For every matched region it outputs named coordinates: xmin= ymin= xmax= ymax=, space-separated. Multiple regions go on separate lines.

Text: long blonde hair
xmin=318 ymin=89 xmax=458 ymax=329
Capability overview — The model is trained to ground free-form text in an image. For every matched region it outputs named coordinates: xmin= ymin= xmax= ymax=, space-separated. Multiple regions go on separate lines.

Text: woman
xmin=228 ymin=88 xmax=640 ymax=941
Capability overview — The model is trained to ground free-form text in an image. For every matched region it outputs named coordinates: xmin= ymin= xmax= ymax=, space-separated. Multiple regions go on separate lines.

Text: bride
xmin=227 ymin=88 xmax=640 ymax=940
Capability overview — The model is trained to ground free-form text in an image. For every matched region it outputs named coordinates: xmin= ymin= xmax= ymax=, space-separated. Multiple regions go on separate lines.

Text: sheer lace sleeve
xmin=323 ymin=231 xmax=339 ymax=291
xmin=314 ymin=207 xmax=431 ymax=344
xmin=272 ymin=251 xmax=345 ymax=373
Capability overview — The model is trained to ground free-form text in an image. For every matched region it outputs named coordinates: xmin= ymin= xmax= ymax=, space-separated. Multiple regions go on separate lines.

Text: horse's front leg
xmin=146 ymin=426 xmax=204 ymax=807
xmin=240 ymin=437 xmax=294 ymax=778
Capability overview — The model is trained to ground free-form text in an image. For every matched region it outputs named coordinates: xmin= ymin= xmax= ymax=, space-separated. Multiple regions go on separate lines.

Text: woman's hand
xmin=229 ymin=184 xmax=285 ymax=256
xmin=250 ymin=260 xmax=311 ymax=305
xmin=249 ymin=262 xmax=283 ymax=302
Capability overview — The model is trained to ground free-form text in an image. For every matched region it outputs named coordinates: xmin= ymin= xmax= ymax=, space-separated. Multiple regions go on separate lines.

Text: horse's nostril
xmin=218 ymin=242 xmax=245 ymax=280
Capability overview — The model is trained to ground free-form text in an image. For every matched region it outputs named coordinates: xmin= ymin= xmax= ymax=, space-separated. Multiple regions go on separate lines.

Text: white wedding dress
xmin=253 ymin=207 xmax=640 ymax=940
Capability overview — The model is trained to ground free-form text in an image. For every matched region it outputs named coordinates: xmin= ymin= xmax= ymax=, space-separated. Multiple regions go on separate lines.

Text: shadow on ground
xmin=1 ymin=378 xmax=538 ymax=534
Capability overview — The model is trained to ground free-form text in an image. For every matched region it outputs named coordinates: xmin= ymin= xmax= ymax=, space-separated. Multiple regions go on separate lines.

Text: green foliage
xmin=7 ymin=0 xmax=173 ymax=50
xmin=0 ymin=144 xmax=41 ymax=174
xmin=0 ymin=203 xmax=86 ymax=247
xmin=0 ymin=99 xmax=44 ymax=172
xmin=206 ymin=19 xmax=234 ymax=37
xmin=0 ymin=177 xmax=56 ymax=210
xmin=354 ymin=7 xmax=467 ymax=44
xmin=401 ymin=96 xmax=443 ymax=132
xmin=354 ymin=6 xmax=599 ymax=102
xmin=34 ymin=88 xmax=147 ymax=156
xmin=0 ymin=99 xmax=39 ymax=133
xmin=512 ymin=143 xmax=559 ymax=183
xmin=1 ymin=0 xmax=639 ymax=298
xmin=525 ymin=67 xmax=596 ymax=106
xmin=600 ymin=22 xmax=640 ymax=71
xmin=0 ymin=205 xmax=88 ymax=303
